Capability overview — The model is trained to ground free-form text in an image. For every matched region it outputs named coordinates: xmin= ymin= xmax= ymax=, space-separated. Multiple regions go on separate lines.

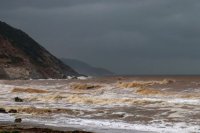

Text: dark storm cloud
xmin=1 ymin=0 xmax=200 ymax=74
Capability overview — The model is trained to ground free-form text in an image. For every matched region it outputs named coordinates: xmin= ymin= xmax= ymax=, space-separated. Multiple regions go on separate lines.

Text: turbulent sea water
xmin=0 ymin=76 xmax=200 ymax=133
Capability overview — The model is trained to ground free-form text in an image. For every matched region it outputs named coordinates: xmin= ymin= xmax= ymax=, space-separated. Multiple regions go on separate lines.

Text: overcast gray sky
xmin=1 ymin=0 xmax=200 ymax=75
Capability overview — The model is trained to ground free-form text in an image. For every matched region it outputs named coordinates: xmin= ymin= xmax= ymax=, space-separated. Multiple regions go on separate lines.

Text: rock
xmin=0 ymin=108 xmax=7 ymax=113
xmin=14 ymin=97 xmax=23 ymax=102
xmin=0 ymin=21 xmax=80 ymax=79
xmin=8 ymin=109 xmax=17 ymax=113
xmin=14 ymin=118 xmax=22 ymax=123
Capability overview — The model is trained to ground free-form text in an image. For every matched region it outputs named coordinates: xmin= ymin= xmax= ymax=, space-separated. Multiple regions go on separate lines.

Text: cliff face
xmin=0 ymin=21 xmax=79 ymax=79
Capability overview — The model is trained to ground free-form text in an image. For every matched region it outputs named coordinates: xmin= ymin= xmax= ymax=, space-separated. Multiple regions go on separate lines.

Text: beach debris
xmin=14 ymin=97 xmax=23 ymax=102
xmin=0 ymin=108 xmax=7 ymax=113
xmin=14 ymin=118 xmax=22 ymax=123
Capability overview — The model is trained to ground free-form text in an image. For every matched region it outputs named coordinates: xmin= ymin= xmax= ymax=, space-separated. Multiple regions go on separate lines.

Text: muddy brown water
xmin=0 ymin=76 xmax=200 ymax=133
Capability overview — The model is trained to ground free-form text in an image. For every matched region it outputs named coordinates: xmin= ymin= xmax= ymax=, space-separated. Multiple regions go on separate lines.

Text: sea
xmin=0 ymin=76 xmax=200 ymax=133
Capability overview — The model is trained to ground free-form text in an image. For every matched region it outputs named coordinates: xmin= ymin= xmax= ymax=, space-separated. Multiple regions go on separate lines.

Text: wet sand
xmin=0 ymin=122 xmax=93 ymax=133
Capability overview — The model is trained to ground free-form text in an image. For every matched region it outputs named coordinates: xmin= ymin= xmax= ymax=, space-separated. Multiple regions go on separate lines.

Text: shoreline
xmin=0 ymin=121 xmax=151 ymax=133
xmin=0 ymin=122 xmax=93 ymax=133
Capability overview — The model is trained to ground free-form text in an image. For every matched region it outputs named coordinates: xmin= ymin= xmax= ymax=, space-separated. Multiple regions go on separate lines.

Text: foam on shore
xmin=23 ymin=117 xmax=200 ymax=133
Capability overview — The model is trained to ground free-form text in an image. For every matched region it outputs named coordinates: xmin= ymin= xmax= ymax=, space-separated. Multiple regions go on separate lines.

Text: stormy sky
xmin=1 ymin=0 xmax=200 ymax=75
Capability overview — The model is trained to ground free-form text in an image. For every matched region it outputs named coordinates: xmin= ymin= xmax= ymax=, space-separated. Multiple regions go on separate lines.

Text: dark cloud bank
xmin=1 ymin=0 xmax=200 ymax=75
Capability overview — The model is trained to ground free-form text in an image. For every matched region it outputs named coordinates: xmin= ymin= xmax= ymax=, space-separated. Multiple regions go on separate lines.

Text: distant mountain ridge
xmin=0 ymin=21 xmax=79 ymax=79
xmin=61 ymin=58 xmax=114 ymax=76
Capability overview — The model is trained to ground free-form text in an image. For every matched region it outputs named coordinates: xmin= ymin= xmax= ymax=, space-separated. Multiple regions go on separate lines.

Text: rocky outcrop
xmin=0 ymin=21 xmax=79 ymax=79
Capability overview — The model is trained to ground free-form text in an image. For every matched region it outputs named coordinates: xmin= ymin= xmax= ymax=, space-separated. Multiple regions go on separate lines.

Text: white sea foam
xmin=66 ymin=76 xmax=90 ymax=80
xmin=167 ymin=98 xmax=200 ymax=105
xmin=23 ymin=117 xmax=200 ymax=133
xmin=77 ymin=76 xmax=91 ymax=80
xmin=0 ymin=113 xmax=15 ymax=122
xmin=140 ymin=97 xmax=200 ymax=105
